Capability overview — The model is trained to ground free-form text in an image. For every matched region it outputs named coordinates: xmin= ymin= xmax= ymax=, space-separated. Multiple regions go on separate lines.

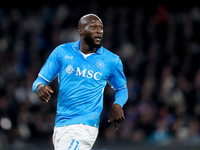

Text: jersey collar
xmin=74 ymin=40 xmax=103 ymax=55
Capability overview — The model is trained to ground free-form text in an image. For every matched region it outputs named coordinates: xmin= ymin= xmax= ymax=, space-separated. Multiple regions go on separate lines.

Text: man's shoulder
xmin=56 ymin=41 xmax=76 ymax=49
xmin=102 ymin=47 xmax=119 ymax=60
xmin=52 ymin=42 xmax=77 ymax=55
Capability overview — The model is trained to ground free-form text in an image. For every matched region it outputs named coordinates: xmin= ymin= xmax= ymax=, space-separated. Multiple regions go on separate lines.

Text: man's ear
xmin=79 ymin=28 xmax=83 ymax=35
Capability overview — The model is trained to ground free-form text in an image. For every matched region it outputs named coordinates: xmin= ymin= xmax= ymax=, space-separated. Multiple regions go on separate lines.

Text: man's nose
xmin=97 ymin=28 xmax=103 ymax=34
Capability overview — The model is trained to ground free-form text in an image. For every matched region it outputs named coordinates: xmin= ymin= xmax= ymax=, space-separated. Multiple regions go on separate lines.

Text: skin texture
xmin=36 ymin=14 xmax=125 ymax=129
xmin=36 ymin=84 xmax=53 ymax=103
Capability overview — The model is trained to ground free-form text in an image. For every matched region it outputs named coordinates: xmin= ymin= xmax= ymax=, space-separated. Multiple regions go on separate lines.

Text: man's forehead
xmin=79 ymin=14 xmax=102 ymax=27
xmin=90 ymin=19 xmax=102 ymax=24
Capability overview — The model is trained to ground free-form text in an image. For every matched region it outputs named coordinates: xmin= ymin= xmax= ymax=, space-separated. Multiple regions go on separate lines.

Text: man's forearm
xmin=114 ymin=86 xmax=128 ymax=108
xmin=32 ymin=76 xmax=49 ymax=93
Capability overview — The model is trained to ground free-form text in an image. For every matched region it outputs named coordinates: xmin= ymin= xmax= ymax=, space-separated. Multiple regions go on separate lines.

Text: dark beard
xmin=84 ymin=34 xmax=102 ymax=49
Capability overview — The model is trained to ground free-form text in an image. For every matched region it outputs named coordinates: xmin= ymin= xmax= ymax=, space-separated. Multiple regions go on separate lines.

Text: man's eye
xmin=91 ymin=26 xmax=103 ymax=30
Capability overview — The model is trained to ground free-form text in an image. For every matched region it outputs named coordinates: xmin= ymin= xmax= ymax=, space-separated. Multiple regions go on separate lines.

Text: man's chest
xmin=60 ymin=52 xmax=111 ymax=81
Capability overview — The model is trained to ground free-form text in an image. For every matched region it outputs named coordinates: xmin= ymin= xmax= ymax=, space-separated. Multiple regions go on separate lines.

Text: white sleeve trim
xmin=113 ymin=85 xmax=127 ymax=91
xmin=38 ymin=74 xmax=50 ymax=83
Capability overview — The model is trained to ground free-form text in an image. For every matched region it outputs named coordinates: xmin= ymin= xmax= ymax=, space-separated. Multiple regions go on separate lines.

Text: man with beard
xmin=32 ymin=14 xmax=128 ymax=150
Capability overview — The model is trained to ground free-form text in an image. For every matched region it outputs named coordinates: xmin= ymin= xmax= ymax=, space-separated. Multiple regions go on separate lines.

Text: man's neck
xmin=79 ymin=40 xmax=97 ymax=54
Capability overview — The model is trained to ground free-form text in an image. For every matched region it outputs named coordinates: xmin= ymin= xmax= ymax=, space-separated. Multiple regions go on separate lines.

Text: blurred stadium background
xmin=1 ymin=1 xmax=200 ymax=150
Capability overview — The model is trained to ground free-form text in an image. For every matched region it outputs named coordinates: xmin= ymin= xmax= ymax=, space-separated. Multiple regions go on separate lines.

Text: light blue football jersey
xmin=33 ymin=40 xmax=127 ymax=128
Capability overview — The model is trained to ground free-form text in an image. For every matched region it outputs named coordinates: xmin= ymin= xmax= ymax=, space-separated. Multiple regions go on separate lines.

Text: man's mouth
xmin=94 ymin=37 xmax=102 ymax=42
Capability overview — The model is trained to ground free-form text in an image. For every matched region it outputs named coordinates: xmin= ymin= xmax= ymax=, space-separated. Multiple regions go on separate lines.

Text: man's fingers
xmin=108 ymin=117 xmax=125 ymax=129
xmin=46 ymin=86 xmax=54 ymax=93
xmin=122 ymin=117 xmax=125 ymax=121
xmin=43 ymin=98 xmax=49 ymax=103
xmin=44 ymin=86 xmax=54 ymax=98
xmin=114 ymin=121 xmax=118 ymax=129
xmin=44 ymin=90 xmax=50 ymax=98
xmin=108 ymin=119 xmax=112 ymax=123
xmin=108 ymin=119 xmax=119 ymax=129
xmin=40 ymin=95 xmax=49 ymax=103
xmin=118 ymin=117 xmax=125 ymax=123
xmin=39 ymin=88 xmax=51 ymax=102
xmin=114 ymin=117 xmax=125 ymax=124
xmin=36 ymin=85 xmax=53 ymax=103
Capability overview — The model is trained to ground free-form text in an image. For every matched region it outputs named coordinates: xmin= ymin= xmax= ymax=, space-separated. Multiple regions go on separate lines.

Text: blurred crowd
xmin=1 ymin=1 xmax=200 ymax=148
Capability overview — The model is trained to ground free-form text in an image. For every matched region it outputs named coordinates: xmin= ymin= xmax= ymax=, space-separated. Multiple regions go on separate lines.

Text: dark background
xmin=1 ymin=1 xmax=200 ymax=149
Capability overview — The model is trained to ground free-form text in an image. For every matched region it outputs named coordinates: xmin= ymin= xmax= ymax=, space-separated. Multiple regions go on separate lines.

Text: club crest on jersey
xmin=65 ymin=64 xmax=102 ymax=80
xmin=96 ymin=61 xmax=105 ymax=68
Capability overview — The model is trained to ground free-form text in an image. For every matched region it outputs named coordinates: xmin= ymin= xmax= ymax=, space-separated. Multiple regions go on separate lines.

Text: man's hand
xmin=108 ymin=104 xmax=125 ymax=129
xmin=36 ymin=84 xmax=54 ymax=103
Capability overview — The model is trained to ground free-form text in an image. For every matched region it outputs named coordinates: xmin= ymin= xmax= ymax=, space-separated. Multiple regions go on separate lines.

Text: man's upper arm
xmin=32 ymin=46 xmax=61 ymax=92
xmin=107 ymin=58 xmax=128 ymax=107
xmin=38 ymin=46 xmax=61 ymax=82
xmin=108 ymin=58 xmax=127 ymax=90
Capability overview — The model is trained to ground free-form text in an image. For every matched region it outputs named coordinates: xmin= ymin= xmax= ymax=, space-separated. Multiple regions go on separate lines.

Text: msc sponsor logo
xmin=66 ymin=64 xmax=102 ymax=80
